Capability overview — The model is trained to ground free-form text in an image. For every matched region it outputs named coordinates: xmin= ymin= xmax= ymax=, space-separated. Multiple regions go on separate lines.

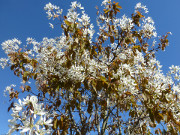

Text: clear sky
xmin=0 ymin=0 xmax=180 ymax=134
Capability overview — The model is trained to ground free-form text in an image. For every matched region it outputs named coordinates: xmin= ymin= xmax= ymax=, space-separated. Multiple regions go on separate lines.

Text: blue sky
xmin=0 ymin=0 xmax=180 ymax=134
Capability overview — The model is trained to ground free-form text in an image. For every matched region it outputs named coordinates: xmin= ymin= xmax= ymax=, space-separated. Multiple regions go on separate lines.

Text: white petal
xmin=20 ymin=127 xmax=30 ymax=133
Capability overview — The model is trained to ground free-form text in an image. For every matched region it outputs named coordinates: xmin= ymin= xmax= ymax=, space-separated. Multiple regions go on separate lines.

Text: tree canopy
xmin=0 ymin=0 xmax=180 ymax=134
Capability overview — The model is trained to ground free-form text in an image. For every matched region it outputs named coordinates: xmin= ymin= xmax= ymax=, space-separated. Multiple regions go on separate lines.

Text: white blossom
xmin=119 ymin=15 xmax=134 ymax=31
xmin=44 ymin=2 xmax=63 ymax=20
xmin=0 ymin=58 xmax=8 ymax=69
xmin=141 ymin=17 xmax=157 ymax=38
xmin=135 ymin=2 xmax=149 ymax=13
xmin=8 ymin=95 xmax=53 ymax=135
xmin=1 ymin=38 xmax=21 ymax=54
xmin=49 ymin=23 xmax=54 ymax=29
xmin=4 ymin=84 xmax=16 ymax=97
xmin=101 ymin=0 xmax=110 ymax=6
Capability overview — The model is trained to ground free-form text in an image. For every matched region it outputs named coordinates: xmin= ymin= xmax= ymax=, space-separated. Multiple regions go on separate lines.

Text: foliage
xmin=0 ymin=0 xmax=180 ymax=134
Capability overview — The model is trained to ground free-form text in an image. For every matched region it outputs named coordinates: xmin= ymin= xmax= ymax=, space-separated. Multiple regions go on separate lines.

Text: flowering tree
xmin=1 ymin=0 xmax=180 ymax=134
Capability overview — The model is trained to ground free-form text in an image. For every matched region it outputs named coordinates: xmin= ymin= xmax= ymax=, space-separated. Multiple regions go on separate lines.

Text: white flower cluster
xmin=119 ymin=15 xmax=134 ymax=32
xmin=101 ymin=0 xmax=111 ymax=6
xmin=62 ymin=1 xmax=94 ymax=42
xmin=65 ymin=1 xmax=84 ymax=23
xmin=71 ymin=1 xmax=84 ymax=10
xmin=4 ymin=84 xmax=16 ymax=97
xmin=0 ymin=58 xmax=8 ymax=69
xmin=169 ymin=65 xmax=180 ymax=75
xmin=169 ymin=65 xmax=180 ymax=93
xmin=1 ymin=38 xmax=21 ymax=54
xmin=141 ymin=17 xmax=157 ymax=38
xmin=135 ymin=2 xmax=149 ymax=14
xmin=68 ymin=64 xmax=85 ymax=82
xmin=26 ymin=37 xmax=40 ymax=56
xmin=8 ymin=96 xmax=53 ymax=135
xmin=44 ymin=2 xmax=63 ymax=20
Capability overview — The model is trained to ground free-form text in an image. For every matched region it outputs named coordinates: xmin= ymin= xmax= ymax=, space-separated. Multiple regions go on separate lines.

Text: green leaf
xmin=53 ymin=118 xmax=58 ymax=129
xmin=87 ymin=100 xmax=93 ymax=113
xmin=59 ymin=116 xmax=64 ymax=129
xmin=20 ymin=62 xmax=23 ymax=67
xmin=132 ymin=45 xmax=141 ymax=52
xmin=149 ymin=109 xmax=155 ymax=123
xmin=10 ymin=65 xmax=16 ymax=70
xmin=84 ymin=79 xmax=89 ymax=90
xmin=25 ymin=85 xmax=31 ymax=91
xmin=110 ymin=36 xmax=114 ymax=43
xmin=23 ymin=71 xmax=29 ymax=78
xmin=56 ymin=99 xmax=61 ymax=107
xmin=115 ymin=2 xmax=122 ymax=9
xmin=92 ymin=80 xmax=97 ymax=92
xmin=8 ymin=102 xmax=14 ymax=112
xmin=104 ymin=9 xmax=110 ymax=14
xmin=33 ymin=73 xmax=38 ymax=80
xmin=64 ymin=20 xmax=72 ymax=26
xmin=125 ymin=38 xmax=131 ymax=44
xmin=136 ymin=11 xmax=144 ymax=18
xmin=116 ymin=5 xmax=122 ymax=9
xmin=100 ymin=76 xmax=107 ymax=84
